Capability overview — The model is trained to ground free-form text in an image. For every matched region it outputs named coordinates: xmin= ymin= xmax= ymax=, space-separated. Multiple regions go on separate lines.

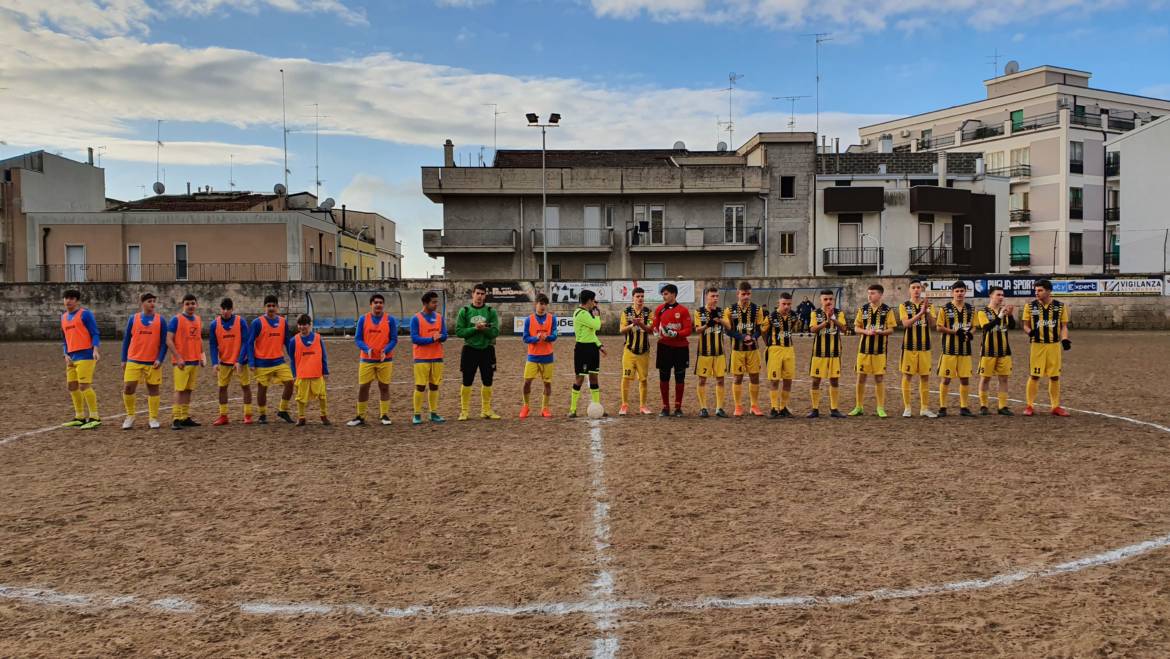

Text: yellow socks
xmin=259 ymin=405 xmax=269 ymax=416
xmin=696 ymin=383 xmax=708 ymax=409
xmin=748 ymin=383 xmax=760 ymax=408
xmin=901 ymin=377 xmax=912 ymax=409
xmin=570 ymin=386 xmax=581 ymax=413
xmin=875 ymin=383 xmax=886 ymax=410
xmin=590 ymin=387 xmax=601 ymax=404
xmin=123 ymin=393 xmax=137 ymax=416
xmin=715 ymin=383 xmax=725 ymax=410
xmin=428 ymin=388 xmax=439 ymax=412
xmin=810 ymin=388 xmax=822 ymax=411
xmin=149 ymin=395 xmax=161 ymax=420
xmin=828 ymin=385 xmax=839 ymax=411
xmin=1026 ymin=378 xmax=1039 ymax=407
xmin=82 ymin=388 xmax=99 ymax=419
xmin=278 ymin=398 xmax=290 ymax=413
xmin=1048 ymin=380 xmax=1061 ymax=408
xmin=172 ymin=404 xmax=187 ymax=422
xmin=979 ymin=390 xmax=990 ymax=408
xmin=997 ymin=392 xmax=1008 ymax=409
xmin=319 ymin=394 xmax=328 ymax=417
xmin=638 ymin=381 xmax=647 ymax=407
xmin=357 ymin=400 xmax=368 ymax=419
xmin=620 ymin=378 xmax=630 ymax=406
xmin=939 ymin=381 xmax=950 ymax=409
xmin=959 ymin=384 xmax=970 ymax=409
xmin=218 ymin=403 xmax=229 ymax=415
xmin=855 ymin=381 xmax=865 ymax=409
xmin=460 ymin=385 xmax=472 ymax=415
xmin=413 ymin=390 xmax=424 ymax=414
xmin=780 ymin=388 xmax=791 ymax=410
xmin=297 ymin=400 xmax=308 ymax=418
xmin=70 ymin=390 xmax=84 ymax=418
xmin=732 ymin=382 xmax=743 ymax=408
xmin=918 ymin=379 xmax=929 ymax=410
xmin=769 ymin=389 xmax=779 ymax=410
xmin=481 ymin=386 xmax=493 ymax=414
xmin=378 ymin=401 xmax=389 ymax=418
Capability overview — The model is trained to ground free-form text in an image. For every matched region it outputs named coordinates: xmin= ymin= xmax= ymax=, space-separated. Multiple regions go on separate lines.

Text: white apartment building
xmin=1106 ymin=115 xmax=1170 ymax=273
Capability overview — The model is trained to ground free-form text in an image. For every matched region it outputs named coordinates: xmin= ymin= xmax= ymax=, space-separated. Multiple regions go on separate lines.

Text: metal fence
xmin=31 ymin=262 xmax=354 ymax=283
xmin=628 ymin=224 xmax=762 ymax=248
xmin=530 ymin=228 xmax=614 ymax=248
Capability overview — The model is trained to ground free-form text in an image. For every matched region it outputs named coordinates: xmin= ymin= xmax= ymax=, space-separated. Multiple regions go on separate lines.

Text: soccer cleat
xmin=212 ymin=415 xmax=229 ymax=426
xmin=80 ymin=419 xmax=102 ymax=430
xmin=715 ymin=408 xmax=729 ymax=418
xmin=148 ymin=418 xmax=161 ymax=429
xmin=171 ymin=419 xmax=184 ymax=430
xmin=659 ymin=408 xmax=670 ymax=418
xmin=848 ymin=406 xmax=864 ymax=417
xmin=295 ymin=418 xmax=306 ymax=427
xmin=181 ymin=418 xmax=201 ymax=427
xmin=639 ymin=406 xmax=654 ymax=415
xmin=243 ymin=415 xmax=254 ymax=425
xmin=412 ymin=414 xmax=423 ymax=425
xmin=1051 ymin=407 xmax=1071 ymax=417
xmin=541 ymin=408 xmax=552 ymax=418
xmin=320 ymin=417 xmax=331 ymax=426
xmin=998 ymin=407 xmax=1014 ymax=416
xmin=380 ymin=415 xmax=393 ymax=426
xmin=921 ymin=409 xmax=938 ymax=418
xmin=672 ymin=408 xmax=684 ymax=418
xmin=568 ymin=412 xmax=578 ymax=419
xmin=1023 ymin=406 xmax=1035 ymax=417
xmin=346 ymin=417 xmax=367 ymax=427
xmin=829 ymin=409 xmax=846 ymax=419
xmin=257 ymin=414 xmax=268 ymax=424
xmin=902 ymin=408 xmax=913 ymax=418
xmin=876 ymin=407 xmax=888 ymax=419
xmin=62 ymin=418 xmax=86 ymax=428
xmin=457 ymin=412 xmax=469 ymax=421
xmin=959 ymin=408 xmax=975 ymax=417
xmin=779 ymin=408 xmax=793 ymax=418
xmin=618 ymin=404 xmax=629 ymax=416
xmin=122 ymin=416 xmax=135 ymax=430
xmin=937 ymin=408 xmax=948 ymax=418
xmin=980 ymin=406 xmax=990 ymax=416
xmin=807 ymin=409 xmax=820 ymax=418
xmin=699 ymin=408 xmax=710 ymax=418
xmin=769 ymin=408 xmax=781 ymax=419
xmin=482 ymin=410 xmax=502 ymax=420
xmin=733 ymin=406 xmax=745 ymax=417
xmin=430 ymin=412 xmax=445 ymax=423
xmin=750 ymin=406 xmax=764 ymax=417
xmin=276 ymin=411 xmax=294 ymax=424
xmin=519 ymin=405 xmax=531 ymax=419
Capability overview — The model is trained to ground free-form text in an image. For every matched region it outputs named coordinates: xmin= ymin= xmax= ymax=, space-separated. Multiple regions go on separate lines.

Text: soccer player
xmin=723 ymin=281 xmax=769 ymax=416
xmin=899 ymin=279 xmax=937 ymax=418
xmin=520 ymin=293 xmax=557 ymax=419
xmin=765 ymin=292 xmax=799 ymax=418
xmin=975 ymin=285 xmax=1017 ymax=415
xmin=120 ymin=293 xmax=166 ymax=430
xmin=455 ymin=283 xmax=501 ymax=421
xmin=166 ymin=293 xmax=207 ymax=430
xmin=410 ymin=291 xmax=447 ymax=425
xmin=692 ymin=286 xmax=726 ymax=418
xmin=850 ymin=284 xmax=897 ymax=418
xmin=250 ymin=295 xmax=295 ymax=424
xmin=935 ymin=281 xmax=976 ymax=417
xmin=1021 ymin=279 xmax=1071 ymax=417
xmin=60 ymin=289 xmax=102 ymax=429
xmin=652 ymin=283 xmax=693 ymax=417
xmin=210 ymin=297 xmax=252 ymax=426
xmin=618 ymin=287 xmax=653 ymax=416
xmin=808 ymin=289 xmax=847 ymax=418
xmin=348 ymin=293 xmax=398 ymax=427
xmin=289 ymin=314 xmax=329 ymax=426
xmin=569 ymin=289 xmax=605 ymax=418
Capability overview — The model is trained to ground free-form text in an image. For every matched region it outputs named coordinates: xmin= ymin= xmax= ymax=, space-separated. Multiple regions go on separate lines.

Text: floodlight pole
xmin=529 ymin=117 xmax=559 ymax=295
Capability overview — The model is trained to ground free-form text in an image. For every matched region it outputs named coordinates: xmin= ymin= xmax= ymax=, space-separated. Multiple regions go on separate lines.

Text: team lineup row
xmin=54 ymin=279 xmax=1071 ymax=430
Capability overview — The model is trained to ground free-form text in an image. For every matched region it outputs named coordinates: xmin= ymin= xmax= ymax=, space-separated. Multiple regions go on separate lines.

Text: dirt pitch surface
xmin=3 ymin=331 xmax=1170 ymax=657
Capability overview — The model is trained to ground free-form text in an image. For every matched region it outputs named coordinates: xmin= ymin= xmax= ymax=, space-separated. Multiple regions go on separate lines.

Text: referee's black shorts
xmin=574 ymin=343 xmax=601 ymax=375
xmin=460 ymin=344 xmax=496 ymax=386
xmin=656 ymin=344 xmax=690 ymax=373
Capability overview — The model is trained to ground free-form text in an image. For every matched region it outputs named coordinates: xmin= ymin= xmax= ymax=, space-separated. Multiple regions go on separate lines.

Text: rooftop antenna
xmin=155 ymin=119 xmax=164 ymax=183
xmin=229 ymin=154 xmax=236 ymax=191
xmin=483 ymin=103 xmax=505 ymax=161
xmin=804 ymin=32 xmax=832 ymax=144
xmin=773 ymin=95 xmax=810 ymax=132
xmin=307 ymin=103 xmax=328 ymax=199
xmin=720 ymin=72 xmax=744 ymax=147
xmin=96 ymin=146 xmax=107 ymax=167
xmin=986 ymin=48 xmax=1006 ymax=76
xmin=280 ymin=68 xmax=289 ymax=193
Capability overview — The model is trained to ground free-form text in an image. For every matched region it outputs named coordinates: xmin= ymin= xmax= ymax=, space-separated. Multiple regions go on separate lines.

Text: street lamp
xmin=528 ymin=112 xmax=560 ymax=295
xmin=861 ymin=232 xmax=883 ymax=275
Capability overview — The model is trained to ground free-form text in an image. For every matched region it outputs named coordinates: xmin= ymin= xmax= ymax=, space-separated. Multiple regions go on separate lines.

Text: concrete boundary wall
xmin=2 ymin=277 xmax=1168 ymax=340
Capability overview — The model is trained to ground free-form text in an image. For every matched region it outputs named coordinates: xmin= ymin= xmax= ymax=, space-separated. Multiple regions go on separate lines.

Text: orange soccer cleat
xmin=1051 ymin=407 xmax=1070 ymax=417
xmin=733 ymin=406 xmax=745 ymax=417
xmin=749 ymin=406 xmax=764 ymax=417
xmin=243 ymin=414 xmax=254 ymax=425
xmin=541 ymin=408 xmax=552 ymax=418
xmin=212 ymin=415 xmax=230 ymax=426
xmin=1023 ymin=406 xmax=1035 ymax=416
xmin=519 ymin=405 xmax=530 ymax=419
xmin=618 ymin=404 xmax=629 ymax=416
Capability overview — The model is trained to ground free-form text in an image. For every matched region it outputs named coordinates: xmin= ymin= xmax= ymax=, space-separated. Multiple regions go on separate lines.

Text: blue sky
xmin=1 ymin=0 xmax=1168 ymax=276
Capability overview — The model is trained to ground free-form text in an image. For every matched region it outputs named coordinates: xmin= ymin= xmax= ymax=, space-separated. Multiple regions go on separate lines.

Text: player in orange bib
xmin=120 ymin=292 xmax=167 ymax=429
xmin=166 ymin=293 xmax=207 ymax=430
xmin=289 ymin=314 xmax=330 ymax=426
xmin=60 ymin=289 xmax=102 ymax=429
xmin=210 ymin=297 xmax=253 ymax=425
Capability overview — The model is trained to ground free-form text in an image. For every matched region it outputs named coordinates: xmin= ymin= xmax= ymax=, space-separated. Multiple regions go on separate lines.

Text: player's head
xmin=471 ymin=283 xmax=487 ymax=306
xmin=867 ymin=283 xmax=884 ymax=305
xmin=369 ymin=293 xmax=385 ymax=314
xmin=661 ymin=283 xmax=678 ymax=304
xmin=139 ymin=292 xmax=157 ymax=314
xmin=579 ymin=289 xmax=597 ymax=309
xmin=1034 ymin=279 xmax=1053 ymax=302
xmin=181 ymin=293 xmax=197 ymax=314
xmin=421 ymin=291 xmax=439 ymax=312
xmin=819 ymin=288 xmax=835 ymax=308
xmin=950 ymin=280 xmax=967 ymax=303
xmin=534 ymin=293 xmax=549 ymax=314
xmin=219 ymin=297 xmax=234 ymax=319
xmin=631 ymin=286 xmax=645 ymax=307
xmin=988 ymin=285 xmax=1005 ymax=306
xmin=704 ymin=286 xmax=718 ymax=307
xmin=296 ymin=313 xmax=313 ymax=334
xmin=263 ymin=294 xmax=280 ymax=315
xmin=777 ymin=291 xmax=793 ymax=313
xmin=62 ymin=289 xmax=81 ymax=311
xmin=909 ymin=279 xmax=925 ymax=300
xmin=737 ymin=281 xmax=752 ymax=304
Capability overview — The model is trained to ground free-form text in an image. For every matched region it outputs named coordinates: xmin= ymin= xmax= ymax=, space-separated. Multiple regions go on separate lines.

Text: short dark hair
xmin=1035 ymin=279 xmax=1053 ymax=292
xmin=705 ymin=286 xmax=719 ymax=295
xmin=819 ymin=289 xmax=835 ymax=297
xmin=738 ymin=281 xmax=752 ymax=292
xmin=421 ymin=291 xmax=438 ymax=304
xmin=868 ymin=284 xmax=884 ymax=294
xmin=63 ymin=289 xmax=81 ymax=300
xmin=264 ymin=295 xmax=279 ymax=306
xmin=219 ymin=297 xmax=233 ymax=310
xmin=951 ymin=280 xmax=967 ymax=291
xmin=988 ymin=285 xmax=1005 ymax=295
xmin=473 ymin=283 xmax=487 ymax=293
xmin=141 ymin=292 xmax=157 ymax=303
xmin=535 ymin=293 xmax=549 ymax=305
xmin=909 ymin=279 xmax=924 ymax=286
xmin=182 ymin=293 xmax=197 ymax=302
xmin=631 ymin=287 xmax=645 ymax=295
xmin=661 ymin=283 xmax=679 ymax=295
xmin=297 ymin=314 xmax=312 ymax=326
xmin=369 ymin=293 xmax=384 ymax=304
xmin=779 ymin=292 xmax=793 ymax=300
xmin=579 ymin=289 xmax=596 ymax=304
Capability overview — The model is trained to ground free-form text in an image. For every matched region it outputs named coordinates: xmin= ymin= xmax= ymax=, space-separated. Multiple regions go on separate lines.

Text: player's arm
xmin=156 ymin=315 xmax=169 ymax=365
xmin=209 ymin=319 xmax=220 ymax=366
xmin=438 ymin=316 xmax=448 ymax=343
xmin=121 ymin=316 xmax=134 ymax=363
xmin=1060 ymin=306 xmax=1070 ymax=340
xmin=321 ymin=339 xmax=329 ymax=377
xmin=486 ymin=308 xmax=501 ymax=339
xmin=899 ymin=304 xmax=917 ymax=328
xmin=385 ymin=317 xmax=399 ymax=354
xmin=808 ymin=311 xmax=824 ymax=332
xmin=522 ymin=316 xmax=537 ymax=344
xmin=676 ymin=307 xmax=694 ymax=339
xmin=165 ymin=316 xmax=179 ymax=361
xmin=355 ymin=315 xmax=370 ymax=353
xmin=721 ymin=307 xmax=736 ymax=334
xmin=81 ymin=309 xmax=101 ymax=359
xmin=619 ymin=310 xmax=632 ymax=335
xmin=548 ymin=315 xmax=559 ymax=342
xmin=853 ymin=309 xmax=865 ymax=334
xmin=248 ymin=318 xmax=260 ymax=367
xmin=934 ymin=308 xmax=956 ymax=335
xmin=287 ymin=336 xmax=297 ymax=378
xmin=975 ymin=310 xmax=994 ymax=330
xmin=879 ymin=310 xmax=897 ymax=336
xmin=454 ymin=307 xmax=476 ymax=339
xmin=410 ymin=315 xmax=429 ymax=345
xmin=754 ymin=308 xmax=768 ymax=338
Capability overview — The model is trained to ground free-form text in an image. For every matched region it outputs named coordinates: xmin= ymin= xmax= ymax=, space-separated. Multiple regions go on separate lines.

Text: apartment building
xmin=858 ymin=65 xmax=1170 ymax=275
xmin=334 ymin=207 xmax=403 ymax=280
xmin=816 ymin=151 xmax=1009 ymax=276
xmin=1106 ymin=115 xmax=1170 ymax=273
xmin=421 ymin=133 xmax=816 ymax=280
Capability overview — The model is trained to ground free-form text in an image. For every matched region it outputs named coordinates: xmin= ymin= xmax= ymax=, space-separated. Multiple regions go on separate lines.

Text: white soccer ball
xmin=587 ymin=402 xmax=605 ymax=419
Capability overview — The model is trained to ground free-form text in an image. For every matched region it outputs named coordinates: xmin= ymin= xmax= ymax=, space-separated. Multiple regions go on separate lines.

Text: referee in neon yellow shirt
xmin=569 ymin=289 xmax=606 ymax=417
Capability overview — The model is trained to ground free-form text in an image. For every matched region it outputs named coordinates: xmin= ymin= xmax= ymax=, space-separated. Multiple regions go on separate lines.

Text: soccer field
xmin=3 ymin=332 xmax=1170 ymax=656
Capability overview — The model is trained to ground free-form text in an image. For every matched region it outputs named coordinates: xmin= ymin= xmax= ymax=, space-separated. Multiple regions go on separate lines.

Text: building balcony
xmin=1012 ymin=112 xmax=1060 ymax=134
xmin=987 ymin=164 xmax=1031 ymax=179
xmin=916 ymin=133 xmax=955 ymax=151
xmin=1070 ymin=207 xmax=1083 ymax=220
xmin=628 ymin=225 xmax=761 ymax=252
xmin=423 ymin=228 xmax=517 ymax=256
xmin=1108 ymin=116 xmax=1136 ymax=131
xmin=910 ymin=247 xmax=965 ymax=272
xmin=31 ymin=262 xmax=353 ymax=283
xmin=1070 ymin=113 xmax=1103 ymax=128
xmin=1106 ymin=207 xmax=1121 ymax=223
xmin=529 ymin=228 xmax=614 ymax=252
xmin=823 ymin=186 xmax=884 ymax=213
xmin=909 ymin=186 xmax=971 ymax=215
xmin=1106 ymin=154 xmax=1121 ymax=177
xmin=1010 ymin=253 xmax=1031 ymax=271
xmin=1069 ymin=159 xmax=1084 ymax=174
xmin=822 ymin=247 xmax=882 ymax=270
xmin=1010 ymin=209 xmax=1031 ymax=224
xmin=961 ymin=124 xmax=1005 ymax=143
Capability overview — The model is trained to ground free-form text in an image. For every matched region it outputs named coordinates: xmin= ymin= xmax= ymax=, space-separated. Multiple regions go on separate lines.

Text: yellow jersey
xmin=723 ymin=302 xmax=769 ymax=352
xmin=620 ymin=305 xmax=652 ymax=355
xmin=854 ymin=303 xmax=897 ymax=355
xmin=810 ymin=309 xmax=847 ymax=358
xmin=898 ymin=300 xmax=933 ymax=351
xmin=936 ymin=302 xmax=976 ymax=356
xmin=1024 ymin=300 xmax=1069 ymax=344
xmin=693 ymin=306 xmax=725 ymax=357
xmin=975 ymin=307 xmax=1016 ymax=358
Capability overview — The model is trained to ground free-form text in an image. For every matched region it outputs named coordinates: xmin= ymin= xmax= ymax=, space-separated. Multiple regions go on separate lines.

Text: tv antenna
xmin=229 ymin=154 xmax=236 ymax=191
xmin=483 ymin=103 xmax=505 ymax=160
xmin=986 ymin=48 xmax=1008 ymax=76
xmin=773 ymin=95 xmax=810 ymax=132
xmin=308 ymin=103 xmax=328 ymax=199
xmin=280 ymin=68 xmax=289 ymax=193
xmin=720 ymin=72 xmax=745 ymax=147
xmin=96 ymin=146 xmax=107 ymax=167
xmin=803 ymin=33 xmax=833 ymax=141
xmin=154 ymin=119 xmax=164 ymax=183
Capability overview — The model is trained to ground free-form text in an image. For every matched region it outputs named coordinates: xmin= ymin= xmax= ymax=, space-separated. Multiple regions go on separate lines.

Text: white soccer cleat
xmin=902 ymin=408 xmax=913 ymax=418
xmin=122 ymin=416 xmax=135 ymax=430
xmin=921 ymin=409 xmax=938 ymax=418
xmin=148 ymin=418 xmax=161 ymax=429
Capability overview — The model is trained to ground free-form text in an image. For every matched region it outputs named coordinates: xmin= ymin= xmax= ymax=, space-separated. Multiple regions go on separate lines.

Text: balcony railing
xmin=987 ymin=164 xmax=1031 ymax=179
xmin=822 ymin=247 xmax=882 ymax=268
xmin=423 ymin=228 xmax=517 ymax=253
xmin=1070 ymin=113 xmax=1102 ymax=128
xmin=1010 ymin=209 xmax=1031 ymax=223
xmin=530 ymin=228 xmax=614 ymax=250
xmin=628 ymin=224 xmax=761 ymax=250
xmin=1106 ymin=207 xmax=1121 ymax=223
xmin=1070 ymin=207 xmax=1083 ymax=220
xmin=1013 ymin=112 xmax=1060 ymax=133
xmin=1010 ymin=253 xmax=1031 ymax=267
xmin=30 ymin=262 xmax=353 ymax=283
xmin=910 ymin=247 xmax=957 ymax=268
xmin=1108 ymin=116 xmax=1136 ymax=131
xmin=917 ymin=133 xmax=955 ymax=150
xmin=961 ymin=124 xmax=1004 ymax=142
xmin=1069 ymin=159 xmax=1084 ymax=174
xmin=1106 ymin=154 xmax=1121 ymax=176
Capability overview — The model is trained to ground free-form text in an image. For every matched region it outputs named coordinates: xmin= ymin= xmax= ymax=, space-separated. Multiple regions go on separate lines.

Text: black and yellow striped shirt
xmin=620 ymin=305 xmax=652 ymax=355
xmin=899 ymin=301 xmax=933 ymax=352
xmin=693 ymin=306 xmax=725 ymax=357
xmin=936 ymin=302 xmax=975 ymax=356
xmin=723 ymin=302 xmax=768 ymax=352
xmin=976 ymin=307 xmax=1016 ymax=358
xmin=854 ymin=303 xmax=896 ymax=355
xmin=810 ymin=309 xmax=846 ymax=358
xmin=765 ymin=310 xmax=798 ymax=348
xmin=1024 ymin=300 xmax=1069 ymax=344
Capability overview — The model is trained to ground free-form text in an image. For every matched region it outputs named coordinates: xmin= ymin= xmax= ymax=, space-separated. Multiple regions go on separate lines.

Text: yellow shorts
xmin=765 ymin=346 xmax=796 ymax=381
xmin=937 ymin=355 xmax=974 ymax=379
xmin=978 ymin=356 xmax=1013 ymax=377
xmin=216 ymin=364 xmax=252 ymax=387
xmin=254 ymin=363 xmax=294 ymax=387
xmin=413 ymin=362 xmax=444 ymax=387
xmin=524 ymin=361 xmax=555 ymax=383
xmin=172 ymin=364 xmax=200 ymax=392
xmin=694 ymin=354 xmax=727 ymax=379
xmin=621 ymin=350 xmax=651 ymax=381
xmin=810 ymin=357 xmax=842 ymax=379
xmin=358 ymin=361 xmax=394 ymax=386
xmin=730 ymin=349 xmax=761 ymax=376
xmin=855 ymin=353 xmax=888 ymax=376
xmin=900 ymin=350 xmax=932 ymax=376
xmin=124 ymin=362 xmax=163 ymax=386
xmin=66 ymin=359 xmax=96 ymax=385
xmin=295 ymin=377 xmax=327 ymax=403
xmin=1029 ymin=343 xmax=1062 ymax=378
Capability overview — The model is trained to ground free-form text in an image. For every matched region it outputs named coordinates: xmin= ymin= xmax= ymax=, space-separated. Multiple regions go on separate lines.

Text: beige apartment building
xmin=858 ymin=65 xmax=1170 ymax=275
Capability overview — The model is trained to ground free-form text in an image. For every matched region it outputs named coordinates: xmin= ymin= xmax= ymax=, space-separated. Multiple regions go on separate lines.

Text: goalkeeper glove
xmin=1061 ymin=338 xmax=1071 ymax=351
xmin=1029 ymin=328 xmax=1040 ymax=339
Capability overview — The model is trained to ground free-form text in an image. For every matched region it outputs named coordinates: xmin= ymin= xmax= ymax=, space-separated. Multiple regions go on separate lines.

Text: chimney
xmin=975 ymin=157 xmax=985 ymax=176
xmin=937 ymin=151 xmax=948 ymax=186
xmin=187 ymin=182 xmax=191 ymax=195
xmin=878 ymin=163 xmax=888 ymax=175
xmin=87 ymin=147 xmax=94 ymax=165
xmin=878 ymin=135 xmax=893 ymax=154
xmin=443 ymin=139 xmax=455 ymax=167
xmin=834 ymin=138 xmax=840 ymax=174
xmin=341 ymin=204 xmax=347 ymax=232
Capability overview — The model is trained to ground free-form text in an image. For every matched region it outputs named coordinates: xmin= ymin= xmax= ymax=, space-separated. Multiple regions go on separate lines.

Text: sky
xmin=1 ymin=0 xmax=1168 ymax=277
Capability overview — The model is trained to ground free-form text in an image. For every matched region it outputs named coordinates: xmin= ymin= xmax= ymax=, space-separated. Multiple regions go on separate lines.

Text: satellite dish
xmin=1004 ymin=60 xmax=1020 ymax=76
xmin=274 ymin=183 xmax=287 ymax=196
xmin=152 ymin=181 xmax=165 ymax=195
xmin=716 ymin=141 xmax=728 ymax=152
xmin=320 ymin=197 xmax=335 ymax=211
xmin=673 ymin=140 xmax=686 ymax=150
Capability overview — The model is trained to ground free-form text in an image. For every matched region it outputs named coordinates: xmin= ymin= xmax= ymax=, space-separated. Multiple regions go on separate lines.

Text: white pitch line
xmin=587 ymin=419 xmax=620 ymax=658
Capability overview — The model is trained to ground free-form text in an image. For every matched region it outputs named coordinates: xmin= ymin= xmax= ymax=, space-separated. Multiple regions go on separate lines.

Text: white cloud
xmin=435 ymin=0 xmax=493 ymax=7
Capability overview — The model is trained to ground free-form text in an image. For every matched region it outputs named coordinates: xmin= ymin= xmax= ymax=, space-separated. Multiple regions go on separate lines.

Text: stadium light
xmin=527 ymin=113 xmax=562 ymax=296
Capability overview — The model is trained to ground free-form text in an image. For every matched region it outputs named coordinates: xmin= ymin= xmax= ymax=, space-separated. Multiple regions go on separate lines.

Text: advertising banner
xmin=548 ymin=282 xmax=612 ymax=304
xmin=483 ymin=281 xmax=532 ymax=303
xmin=1051 ymin=280 xmax=1103 ymax=296
xmin=1100 ymin=278 xmax=1163 ymax=295
xmin=513 ymin=314 xmax=576 ymax=335
xmin=611 ymin=280 xmax=696 ymax=305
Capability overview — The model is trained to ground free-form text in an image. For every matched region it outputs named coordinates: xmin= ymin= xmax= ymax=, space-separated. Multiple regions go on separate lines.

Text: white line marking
xmin=0 ymin=397 xmax=245 ymax=447
xmin=587 ymin=419 xmax=620 ymax=657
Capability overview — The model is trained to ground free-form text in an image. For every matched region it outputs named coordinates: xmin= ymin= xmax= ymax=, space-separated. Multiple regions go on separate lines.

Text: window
xmin=724 ymin=204 xmax=746 ymax=243
xmin=1073 ymin=104 xmax=1086 ymax=117
xmin=918 ymin=219 xmax=934 ymax=247
xmin=963 ymin=225 xmax=973 ymax=250
xmin=1069 ymin=141 xmax=1084 ymax=174
xmin=779 ymin=232 xmax=796 ymax=255
xmin=1069 ymin=187 xmax=1083 ymax=219
xmin=537 ymin=263 xmax=562 ymax=280
xmin=126 ymin=244 xmax=141 ymax=282
xmin=174 ymin=243 xmax=188 ymax=281
xmin=780 ymin=176 xmax=796 ymax=199
xmin=1069 ymin=232 xmax=1083 ymax=265
xmin=604 ymin=205 xmax=616 ymax=229
xmin=649 ymin=205 xmax=664 ymax=244
xmin=942 ymin=222 xmax=953 ymax=248
xmin=1011 ymin=235 xmax=1030 ymax=266
xmin=309 ymin=245 xmax=315 ymax=262
xmin=381 ymin=261 xmax=385 ymax=278
xmin=985 ymin=151 xmax=1006 ymax=172
xmin=583 ymin=263 xmax=607 ymax=279
xmin=721 ymin=261 xmax=746 ymax=278
xmin=1010 ymin=109 xmax=1024 ymax=132
xmin=1010 ymin=191 xmax=1030 ymax=211
xmin=328 ymin=250 xmax=333 ymax=264
xmin=834 ymin=179 xmax=851 ymax=187
xmin=1010 ymin=147 xmax=1030 ymax=167
xmin=380 ymin=226 xmax=385 ymax=240
xmin=643 ymin=262 xmax=665 ymax=278
xmin=921 ymin=128 xmax=932 ymax=140
xmin=633 ymin=204 xmax=664 ymax=245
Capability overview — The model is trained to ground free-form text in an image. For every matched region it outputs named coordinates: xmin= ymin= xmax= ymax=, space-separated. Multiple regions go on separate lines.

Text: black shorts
xmin=460 ymin=345 xmax=496 ymax=386
xmin=656 ymin=344 xmax=690 ymax=371
xmin=574 ymin=343 xmax=601 ymax=375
